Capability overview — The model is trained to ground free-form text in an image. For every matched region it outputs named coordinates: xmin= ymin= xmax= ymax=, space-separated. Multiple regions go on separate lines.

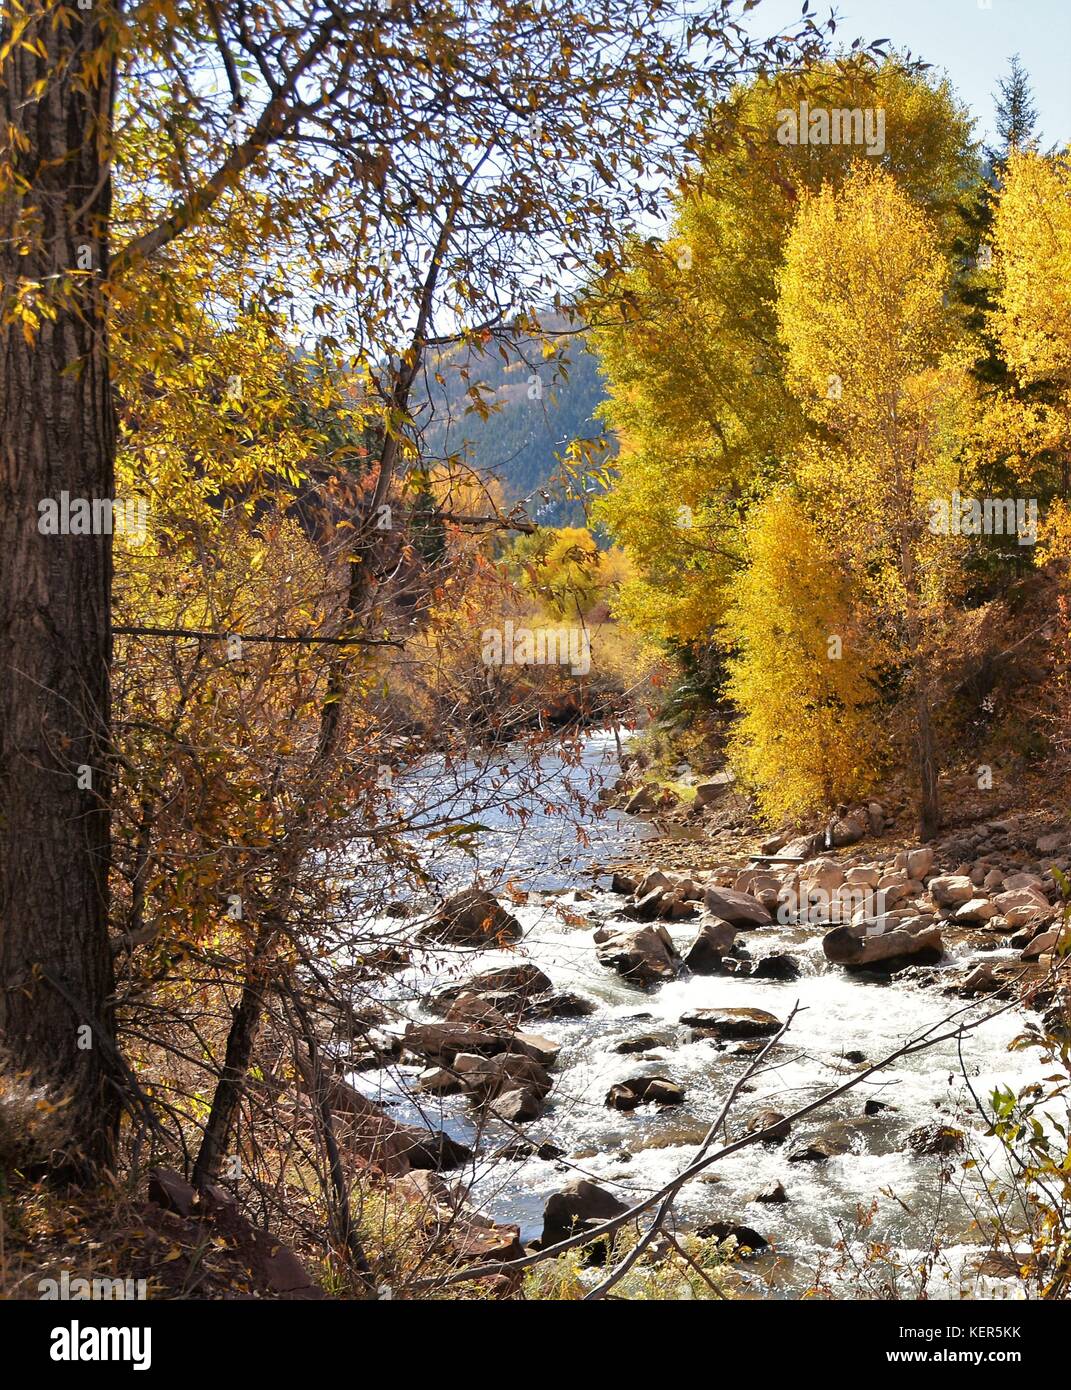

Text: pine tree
xmin=994 ymin=54 xmax=1039 ymax=158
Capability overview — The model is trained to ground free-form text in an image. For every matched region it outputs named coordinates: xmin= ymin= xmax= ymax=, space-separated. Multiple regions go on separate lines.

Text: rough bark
xmin=0 ymin=3 xmax=119 ymax=1163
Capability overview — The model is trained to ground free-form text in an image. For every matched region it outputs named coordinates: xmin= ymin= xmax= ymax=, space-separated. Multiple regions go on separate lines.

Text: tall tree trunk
xmin=0 ymin=3 xmax=119 ymax=1165
xmin=915 ymin=682 xmax=940 ymax=842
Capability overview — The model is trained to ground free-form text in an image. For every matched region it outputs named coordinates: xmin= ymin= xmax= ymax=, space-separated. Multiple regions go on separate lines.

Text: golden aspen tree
xmin=592 ymin=58 xmax=975 ymax=652
xmin=991 ymin=148 xmax=1071 ymax=495
xmin=777 ymin=164 xmax=971 ymax=839
xmin=724 ymin=492 xmax=881 ymax=821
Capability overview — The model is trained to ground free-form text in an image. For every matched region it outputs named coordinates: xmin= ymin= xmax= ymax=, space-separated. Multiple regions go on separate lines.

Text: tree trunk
xmin=0 ymin=4 xmax=119 ymax=1165
xmin=192 ymin=916 xmax=279 ymax=1188
xmin=915 ymin=683 xmax=940 ymax=842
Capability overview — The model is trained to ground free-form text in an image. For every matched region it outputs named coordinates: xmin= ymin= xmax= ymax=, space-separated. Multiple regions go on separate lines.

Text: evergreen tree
xmin=994 ymin=54 xmax=1039 ymax=160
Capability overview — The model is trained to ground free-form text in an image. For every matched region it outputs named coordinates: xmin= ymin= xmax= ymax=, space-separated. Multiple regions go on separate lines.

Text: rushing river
xmin=351 ymin=731 xmax=1045 ymax=1298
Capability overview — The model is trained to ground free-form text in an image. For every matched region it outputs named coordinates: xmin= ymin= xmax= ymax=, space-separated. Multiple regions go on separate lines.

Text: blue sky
xmin=750 ymin=0 xmax=1071 ymax=148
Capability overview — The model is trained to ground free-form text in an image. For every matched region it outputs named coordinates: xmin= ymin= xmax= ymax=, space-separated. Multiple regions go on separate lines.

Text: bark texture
xmin=0 ymin=3 xmax=119 ymax=1163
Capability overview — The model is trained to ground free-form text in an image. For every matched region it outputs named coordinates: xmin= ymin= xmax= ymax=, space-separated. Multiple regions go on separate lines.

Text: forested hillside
xmin=418 ymin=322 xmax=610 ymax=526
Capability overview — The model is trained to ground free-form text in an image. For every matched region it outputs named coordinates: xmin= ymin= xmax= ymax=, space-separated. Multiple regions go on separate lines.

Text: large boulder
xmin=431 ymin=963 xmax=552 ymax=1012
xmin=928 ymin=875 xmax=975 ymax=907
xmin=701 ymin=886 xmax=772 ymax=929
xmin=624 ymin=785 xmax=658 ymax=814
xmin=404 ymin=1021 xmax=558 ymax=1068
xmin=452 ymin=1050 xmax=553 ymax=1102
xmin=679 ymin=1006 xmax=782 ymax=1040
xmin=1022 ymin=927 xmax=1061 ymax=961
xmin=541 ymin=1179 xmax=629 ymax=1248
xmin=595 ymin=923 xmax=681 ymax=987
xmin=683 ymin=918 xmax=737 ymax=974
xmin=420 ymin=888 xmax=523 ymax=946
xmin=694 ymin=771 xmax=736 ymax=808
xmin=524 ymin=991 xmax=597 ymax=1020
xmin=780 ymin=833 xmax=823 ymax=859
xmin=508 ymin=1031 xmax=561 ymax=1067
xmin=994 ymin=888 xmax=1055 ymax=928
xmin=403 ymin=1022 xmax=512 ymax=1062
xmin=830 ymin=813 xmax=867 ymax=847
xmin=822 ymin=922 xmax=943 ymax=969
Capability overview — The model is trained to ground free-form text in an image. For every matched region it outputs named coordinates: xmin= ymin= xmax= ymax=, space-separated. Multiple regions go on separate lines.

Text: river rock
xmin=682 ymin=918 xmax=737 ymax=973
xmin=595 ymin=923 xmax=681 ymax=987
xmin=750 ymin=1181 xmax=788 ymax=1205
xmin=416 ymin=1066 xmax=465 ymax=1095
xmin=627 ymin=887 xmax=668 ymax=921
xmin=605 ymin=1076 xmax=685 ymax=1110
xmin=524 ymin=991 xmax=597 ymax=1019
xmin=952 ymin=897 xmax=997 ymax=924
xmin=831 ymin=813 xmax=867 ymax=846
xmin=1037 ymin=833 xmax=1064 ymax=855
xmin=695 ymin=772 xmax=736 ymax=807
xmin=701 ymin=886 xmax=772 ymax=928
xmin=822 ymin=922 xmax=943 ymax=969
xmin=780 ymin=833 xmax=823 ymax=858
xmin=956 ymin=962 xmax=1000 ymax=995
xmin=624 ymin=785 xmax=658 ymax=813
xmin=421 ymin=888 xmax=523 ymax=946
xmin=444 ymin=993 xmax=516 ymax=1031
xmin=679 ymin=1006 xmax=782 ymax=1040
xmin=799 ymin=858 xmax=845 ymax=893
xmin=509 ymin=1031 xmax=561 ymax=1066
xmin=907 ymin=1122 xmax=966 ymax=1157
xmin=787 ymin=1139 xmax=841 ymax=1163
xmin=404 ymin=1022 xmax=514 ymax=1062
xmin=636 ymin=869 xmax=673 ymax=897
xmin=400 ymin=1130 xmax=473 ymax=1171
xmin=659 ymin=890 xmax=699 ymax=921
xmin=614 ymin=1034 xmax=666 ymax=1054
xmin=754 ymin=952 xmax=800 ymax=981
xmin=404 ymin=1020 xmax=557 ymax=1068
xmin=696 ymin=1220 xmax=768 ymax=1253
xmin=489 ymin=1088 xmax=544 ymax=1124
xmin=1004 ymin=872 xmax=1047 ymax=892
xmin=928 ymin=875 xmax=975 ymax=907
xmin=453 ymin=1051 xmax=553 ymax=1102
xmin=906 ymin=847 xmax=935 ymax=879
xmin=443 ymin=962 xmax=552 ymax=1004
xmin=1022 ymin=927 xmax=1061 ymax=960
xmin=746 ymin=1109 xmax=790 ymax=1143
xmin=540 ymin=1178 xmax=629 ymax=1248
xmin=995 ymin=888 xmax=1054 ymax=927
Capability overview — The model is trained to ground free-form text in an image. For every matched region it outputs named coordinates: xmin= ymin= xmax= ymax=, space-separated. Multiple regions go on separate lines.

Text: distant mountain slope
xmin=417 ymin=326 xmax=610 ymax=527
